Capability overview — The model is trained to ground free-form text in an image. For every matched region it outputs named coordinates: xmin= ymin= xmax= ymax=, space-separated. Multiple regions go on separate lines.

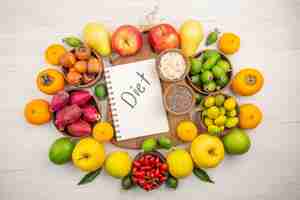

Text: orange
xmin=24 ymin=99 xmax=51 ymax=125
xmin=231 ymin=68 xmax=264 ymax=96
xmin=218 ymin=33 xmax=240 ymax=54
xmin=176 ymin=121 xmax=198 ymax=142
xmin=239 ymin=104 xmax=263 ymax=129
xmin=92 ymin=122 xmax=114 ymax=142
xmin=36 ymin=68 xmax=65 ymax=95
xmin=45 ymin=44 xmax=67 ymax=65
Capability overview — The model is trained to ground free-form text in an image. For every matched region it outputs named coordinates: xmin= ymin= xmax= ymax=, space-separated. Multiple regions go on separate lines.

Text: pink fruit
xmin=82 ymin=105 xmax=101 ymax=123
xmin=55 ymin=104 xmax=82 ymax=130
xmin=70 ymin=90 xmax=92 ymax=106
xmin=67 ymin=119 xmax=91 ymax=137
xmin=50 ymin=91 xmax=70 ymax=112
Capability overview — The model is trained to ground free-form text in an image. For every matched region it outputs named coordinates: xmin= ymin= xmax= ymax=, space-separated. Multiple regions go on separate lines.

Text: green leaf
xmin=77 ymin=168 xmax=102 ymax=185
xmin=193 ymin=168 xmax=214 ymax=184
xmin=63 ymin=36 xmax=83 ymax=48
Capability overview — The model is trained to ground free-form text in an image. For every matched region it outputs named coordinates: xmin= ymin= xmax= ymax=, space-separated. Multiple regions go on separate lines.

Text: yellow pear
xmin=83 ymin=22 xmax=111 ymax=56
xmin=179 ymin=20 xmax=204 ymax=57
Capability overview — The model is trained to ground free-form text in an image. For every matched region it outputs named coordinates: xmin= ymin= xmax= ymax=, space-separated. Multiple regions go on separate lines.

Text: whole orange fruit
xmin=231 ymin=68 xmax=264 ymax=96
xmin=239 ymin=104 xmax=263 ymax=129
xmin=218 ymin=33 xmax=240 ymax=54
xmin=176 ymin=121 xmax=198 ymax=142
xmin=92 ymin=122 xmax=114 ymax=142
xmin=36 ymin=68 xmax=65 ymax=95
xmin=24 ymin=99 xmax=51 ymax=125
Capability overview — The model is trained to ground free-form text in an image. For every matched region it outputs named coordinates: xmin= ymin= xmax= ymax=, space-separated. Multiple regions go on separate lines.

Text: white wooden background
xmin=1 ymin=0 xmax=300 ymax=199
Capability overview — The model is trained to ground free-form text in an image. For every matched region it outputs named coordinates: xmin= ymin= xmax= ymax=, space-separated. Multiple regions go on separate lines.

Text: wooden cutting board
xmin=108 ymin=33 xmax=194 ymax=149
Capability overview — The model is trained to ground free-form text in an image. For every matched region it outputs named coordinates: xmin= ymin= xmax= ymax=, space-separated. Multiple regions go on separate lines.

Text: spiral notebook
xmin=104 ymin=59 xmax=169 ymax=141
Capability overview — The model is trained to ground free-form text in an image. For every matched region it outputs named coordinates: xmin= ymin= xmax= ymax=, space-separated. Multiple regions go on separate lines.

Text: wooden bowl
xmin=156 ymin=48 xmax=190 ymax=82
xmin=163 ymin=83 xmax=195 ymax=116
xmin=62 ymin=48 xmax=103 ymax=89
xmin=186 ymin=49 xmax=233 ymax=95
xmin=52 ymin=88 xmax=101 ymax=138
xmin=191 ymin=92 xmax=239 ymax=137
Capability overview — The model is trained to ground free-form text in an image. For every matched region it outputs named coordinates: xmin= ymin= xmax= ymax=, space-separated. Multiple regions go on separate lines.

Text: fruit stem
xmin=245 ymin=75 xmax=257 ymax=85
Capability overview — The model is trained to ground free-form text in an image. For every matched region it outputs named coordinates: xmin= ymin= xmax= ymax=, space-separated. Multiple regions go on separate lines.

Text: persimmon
xmin=239 ymin=104 xmax=263 ymax=129
xmin=45 ymin=44 xmax=66 ymax=65
xmin=36 ymin=69 xmax=65 ymax=95
xmin=231 ymin=68 xmax=264 ymax=96
xmin=24 ymin=99 xmax=51 ymax=125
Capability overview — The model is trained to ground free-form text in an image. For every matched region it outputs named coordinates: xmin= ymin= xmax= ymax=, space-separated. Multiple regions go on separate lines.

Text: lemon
xmin=207 ymin=106 xmax=220 ymax=119
xmin=176 ymin=121 xmax=198 ymax=142
xmin=105 ymin=151 xmax=132 ymax=178
xmin=167 ymin=149 xmax=193 ymax=178
xmin=93 ymin=122 xmax=114 ymax=142
xmin=224 ymin=97 xmax=236 ymax=111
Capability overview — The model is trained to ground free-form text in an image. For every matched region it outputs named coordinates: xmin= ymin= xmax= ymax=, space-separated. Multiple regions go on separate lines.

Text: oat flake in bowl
xmin=157 ymin=49 xmax=188 ymax=82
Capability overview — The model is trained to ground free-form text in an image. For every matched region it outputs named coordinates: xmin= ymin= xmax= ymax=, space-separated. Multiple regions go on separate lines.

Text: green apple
xmin=49 ymin=137 xmax=75 ymax=165
xmin=222 ymin=128 xmax=251 ymax=155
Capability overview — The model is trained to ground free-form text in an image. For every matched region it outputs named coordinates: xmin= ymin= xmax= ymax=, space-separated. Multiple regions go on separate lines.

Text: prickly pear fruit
xmin=55 ymin=104 xmax=82 ymax=130
xmin=67 ymin=119 xmax=92 ymax=137
xmin=70 ymin=90 xmax=92 ymax=106
xmin=82 ymin=105 xmax=101 ymax=123
xmin=50 ymin=91 xmax=70 ymax=112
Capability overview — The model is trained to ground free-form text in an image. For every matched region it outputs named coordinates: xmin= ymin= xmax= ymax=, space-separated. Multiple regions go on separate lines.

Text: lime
xmin=207 ymin=106 xmax=220 ymax=119
xmin=142 ymin=138 xmax=157 ymax=152
xmin=158 ymin=136 xmax=172 ymax=149
xmin=212 ymin=65 xmax=226 ymax=79
xmin=190 ymin=58 xmax=202 ymax=75
xmin=203 ymin=81 xmax=216 ymax=92
xmin=215 ymin=94 xmax=225 ymax=106
xmin=200 ymin=71 xmax=214 ymax=84
xmin=216 ymin=59 xmax=231 ymax=72
xmin=94 ymin=84 xmax=107 ymax=100
xmin=49 ymin=137 xmax=75 ymax=165
xmin=204 ymin=96 xmax=215 ymax=107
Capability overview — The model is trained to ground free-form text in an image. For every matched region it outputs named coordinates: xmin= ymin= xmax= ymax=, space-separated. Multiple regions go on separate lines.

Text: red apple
xmin=148 ymin=24 xmax=180 ymax=53
xmin=112 ymin=25 xmax=143 ymax=56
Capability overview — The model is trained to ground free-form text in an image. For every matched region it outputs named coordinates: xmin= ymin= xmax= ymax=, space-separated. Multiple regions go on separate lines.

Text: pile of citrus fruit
xmin=23 ymin=19 xmax=264 ymax=191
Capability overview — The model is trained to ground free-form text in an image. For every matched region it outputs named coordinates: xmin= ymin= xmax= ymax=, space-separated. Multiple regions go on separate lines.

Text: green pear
xmin=83 ymin=22 xmax=111 ymax=56
xmin=179 ymin=20 xmax=204 ymax=57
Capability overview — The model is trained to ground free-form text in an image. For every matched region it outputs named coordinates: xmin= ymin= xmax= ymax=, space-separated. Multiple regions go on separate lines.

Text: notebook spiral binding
xmin=104 ymin=67 xmax=122 ymax=140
